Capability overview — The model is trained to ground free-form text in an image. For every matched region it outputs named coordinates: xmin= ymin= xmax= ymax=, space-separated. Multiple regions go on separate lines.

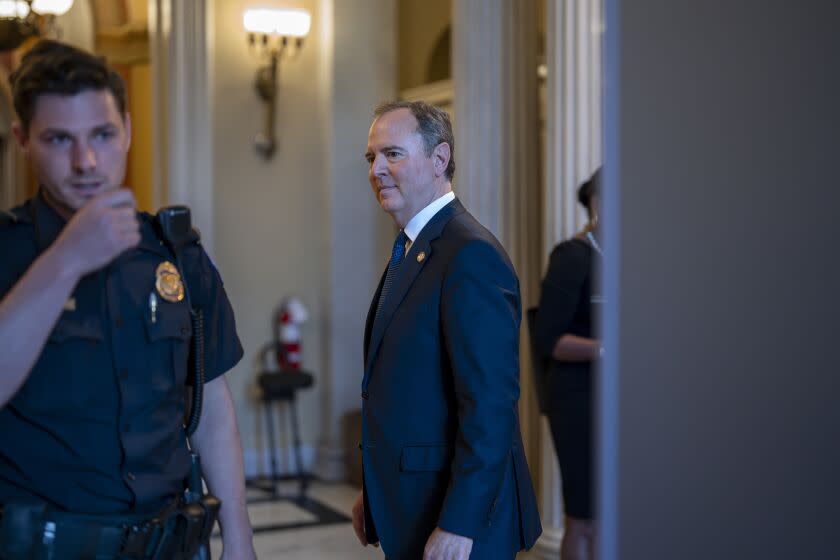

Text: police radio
xmin=154 ymin=206 xmax=219 ymax=560
xmin=156 ymin=205 xmax=194 ymax=250
xmin=154 ymin=205 xmax=202 ymax=436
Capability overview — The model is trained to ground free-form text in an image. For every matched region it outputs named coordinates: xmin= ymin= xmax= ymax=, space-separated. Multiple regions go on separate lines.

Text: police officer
xmin=0 ymin=41 xmax=256 ymax=558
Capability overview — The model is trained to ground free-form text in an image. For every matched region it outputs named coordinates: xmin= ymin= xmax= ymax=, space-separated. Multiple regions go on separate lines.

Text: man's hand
xmin=351 ymin=492 xmax=367 ymax=545
xmin=351 ymin=491 xmax=378 ymax=547
xmin=51 ymin=188 xmax=140 ymax=278
xmin=423 ymin=527 xmax=473 ymax=560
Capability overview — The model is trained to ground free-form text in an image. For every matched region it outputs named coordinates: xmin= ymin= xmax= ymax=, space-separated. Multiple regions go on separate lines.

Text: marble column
xmin=149 ymin=0 xmax=214 ymax=251
xmin=453 ymin=0 xmax=504 ymax=236
xmin=537 ymin=0 xmax=604 ymax=557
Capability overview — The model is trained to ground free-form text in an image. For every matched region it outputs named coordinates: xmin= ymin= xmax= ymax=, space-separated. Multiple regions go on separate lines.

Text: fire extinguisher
xmin=273 ymin=297 xmax=309 ymax=370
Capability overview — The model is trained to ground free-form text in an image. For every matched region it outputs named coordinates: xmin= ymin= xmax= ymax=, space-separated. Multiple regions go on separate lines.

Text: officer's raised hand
xmin=51 ymin=188 xmax=141 ymax=277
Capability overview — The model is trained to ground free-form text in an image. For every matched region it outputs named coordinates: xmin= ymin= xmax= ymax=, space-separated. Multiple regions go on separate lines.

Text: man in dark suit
xmin=352 ymin=100 xmax=542 ymax=560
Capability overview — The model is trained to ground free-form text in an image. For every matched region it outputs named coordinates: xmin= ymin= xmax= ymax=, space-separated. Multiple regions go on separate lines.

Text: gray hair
xmin=373 ymin=100 xmax=455 ymax=180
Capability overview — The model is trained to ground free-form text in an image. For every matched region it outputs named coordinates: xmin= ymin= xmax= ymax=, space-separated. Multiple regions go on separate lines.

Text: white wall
xmin=211 ymin=0 xmax=395 ymax=477
xmin=212 ymin=0 xmax=329 ymax=474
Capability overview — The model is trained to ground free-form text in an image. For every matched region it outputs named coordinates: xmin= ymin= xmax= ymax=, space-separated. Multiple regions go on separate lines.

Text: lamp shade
xmin=0 ymin=0 xmax=30 ymax=18
xmin=243 ymin=8 xmax=311 ymax=37
xmin=31 ymin=0 xmax=74 ymax=16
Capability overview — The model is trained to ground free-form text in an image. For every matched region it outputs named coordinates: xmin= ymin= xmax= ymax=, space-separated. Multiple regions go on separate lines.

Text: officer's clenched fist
xmin=52 ymin=188 xmax=140 ymax=277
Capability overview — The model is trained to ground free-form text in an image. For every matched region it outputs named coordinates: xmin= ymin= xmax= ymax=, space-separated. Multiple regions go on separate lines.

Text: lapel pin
xmin=63 ymin=297 xmax=76 ymax=312
xmin=416 ymin=251 xmax=426 ymax=263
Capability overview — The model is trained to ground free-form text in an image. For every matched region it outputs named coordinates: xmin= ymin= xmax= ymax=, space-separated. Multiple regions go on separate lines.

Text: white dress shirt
xmin=403 ymin=191 xmax=456 ymax=251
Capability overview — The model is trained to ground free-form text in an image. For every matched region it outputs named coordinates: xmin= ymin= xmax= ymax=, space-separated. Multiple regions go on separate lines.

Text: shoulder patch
xmin=0 ymin=209 xmax=18 ymax=227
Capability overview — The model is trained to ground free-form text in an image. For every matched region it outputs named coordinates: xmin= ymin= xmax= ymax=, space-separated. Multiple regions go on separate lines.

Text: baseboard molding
xmin=312 ymin=441 xmax=348 ymax=482
xmin=243 ymin=444 xmax=317 ymax=479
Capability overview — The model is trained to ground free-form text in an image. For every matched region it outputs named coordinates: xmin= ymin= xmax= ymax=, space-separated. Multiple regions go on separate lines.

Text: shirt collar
xmin=404 ymin=191 xmax=456 ymax=243
xmin=30 ymin=190 xmax=69 ymax=249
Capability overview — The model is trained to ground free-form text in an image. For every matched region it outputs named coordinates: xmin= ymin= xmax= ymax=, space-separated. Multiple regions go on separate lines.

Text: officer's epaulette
xmin=186 ymin=226 xmax=201 ymax=245
xmin=141 ymin=210 xmax=202 ymax=245
xmin=0 ymin=209 xmax=18 ymax=227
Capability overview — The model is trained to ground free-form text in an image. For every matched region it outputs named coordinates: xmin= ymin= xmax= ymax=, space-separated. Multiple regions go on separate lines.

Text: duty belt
xmin=0 ymin=497 xmax=218 ymax=560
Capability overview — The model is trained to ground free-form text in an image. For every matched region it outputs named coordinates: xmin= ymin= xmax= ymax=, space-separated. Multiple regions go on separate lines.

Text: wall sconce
xmin=243 ymin=7 xmax=311 ymax=159
xmin=0 ymin=0 xmax=74 ymax=50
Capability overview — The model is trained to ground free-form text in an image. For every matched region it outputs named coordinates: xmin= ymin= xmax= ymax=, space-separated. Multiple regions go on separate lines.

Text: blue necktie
xmin=375 ymin=231 xmax=409 ymax=325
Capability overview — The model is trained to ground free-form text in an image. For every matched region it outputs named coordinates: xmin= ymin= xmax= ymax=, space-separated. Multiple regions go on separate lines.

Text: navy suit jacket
xmin=361 ymin=199 xmax=542 ymax=559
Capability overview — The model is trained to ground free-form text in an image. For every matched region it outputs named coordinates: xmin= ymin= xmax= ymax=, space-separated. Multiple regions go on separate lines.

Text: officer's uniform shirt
xmin=0 ymin=192 xmax=243 ymax=514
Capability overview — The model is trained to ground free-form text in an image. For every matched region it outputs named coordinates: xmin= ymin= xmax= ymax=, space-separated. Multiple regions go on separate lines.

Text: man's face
xmin=365 ymin=108 xmax=442 ymax=227
xmin=15 ymin=89 xmax=131 ymax=214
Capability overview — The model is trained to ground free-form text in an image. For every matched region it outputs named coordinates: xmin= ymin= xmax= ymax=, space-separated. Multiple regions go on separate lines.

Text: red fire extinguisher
xmin=273 ymin=297 xmax=308 ymax=370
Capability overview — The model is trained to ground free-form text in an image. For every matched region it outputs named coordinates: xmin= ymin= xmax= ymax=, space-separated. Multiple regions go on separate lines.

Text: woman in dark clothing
xmin=535 ymin=169 xmax=603 ymax=560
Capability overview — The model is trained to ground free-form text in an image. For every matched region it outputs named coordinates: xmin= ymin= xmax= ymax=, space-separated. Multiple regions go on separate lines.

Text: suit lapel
xmin=363 ymin=199 xmax=465 ymax=388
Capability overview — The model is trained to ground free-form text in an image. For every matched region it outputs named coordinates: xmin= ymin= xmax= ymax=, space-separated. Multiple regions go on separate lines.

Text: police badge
xmin=155 ymin=261 xmax=185 ymax=303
